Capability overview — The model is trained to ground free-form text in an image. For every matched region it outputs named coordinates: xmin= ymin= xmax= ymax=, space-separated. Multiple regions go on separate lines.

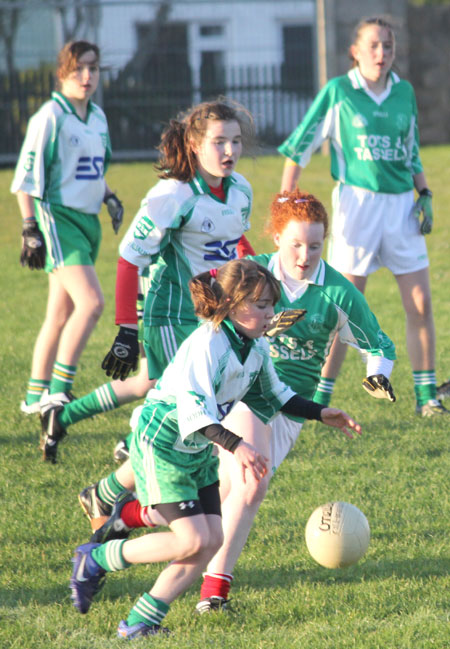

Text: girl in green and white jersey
xmin=69 ymin=259 xmax=361 ymax=638
xmin=279 ymin=16 xmax=446 ymax=417
xmin=12 ymin=41 xmax=123 ymax=440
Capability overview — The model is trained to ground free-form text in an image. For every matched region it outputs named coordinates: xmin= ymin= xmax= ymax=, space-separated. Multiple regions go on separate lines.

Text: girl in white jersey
xmin=41 ymin=98 xmax=256 ymax=464
xmin=278 ymin=17 xmax=447 ymax=417
xmin=11 ymin=41 xmax=123 ymax=461
xmin=69 ymin=258 xmax=361 ymax=639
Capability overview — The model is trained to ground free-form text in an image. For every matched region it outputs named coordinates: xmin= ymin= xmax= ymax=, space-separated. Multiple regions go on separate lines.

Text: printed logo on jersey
xmin=24 ymin=151 xmax=35 ymax=172
xmin=69 ymin=135 xmax=81 ymax=147
xmin=307 ymin=313 xmax=326 ymax=334
xmin=373 ymin=110 xmax=388 ymax=118
xmin=201 ymin=217 xmax=215 ymax=233
xmin=204 ymin=237 xmax=240 ymax=262
xmin=187 ymin=391 xmax=207 ymax=409
xmin=354 ymin=134 xmax=406 ymax=162
xmin=134 ymin=216 xmax=155 ymax=240
xmin=269 ymin=335 xmax=317 ymax=362
xmin=352 ymin=114 xmax=368 ymax=128
xmin=75 ymin=156 xmax=104 ymax=179
xmin=217 ymin=400 xmax=235 ymax=419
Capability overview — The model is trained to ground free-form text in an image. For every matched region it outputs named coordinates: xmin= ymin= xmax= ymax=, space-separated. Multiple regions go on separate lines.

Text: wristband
xmin=419 ymin=188 xmax=432 ymax=197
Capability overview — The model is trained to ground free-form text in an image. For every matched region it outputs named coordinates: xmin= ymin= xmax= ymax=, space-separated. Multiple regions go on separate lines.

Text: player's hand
xmin=101 ymin=326 xmax=139 ymax=380
xmin=20 ymin=221 xmax=46 ymax=270
xmin=105 ymin=193 xmax=124 ymax=234
xmin=234 ymin=440 xmax=268 ymax=483
xmin=411 ymin=190 xmax=433 ymax=235
xmin=320 ymin=408 xmax=362 ymax=439
xmin=362 ymin=374 xmax=396 ymax=402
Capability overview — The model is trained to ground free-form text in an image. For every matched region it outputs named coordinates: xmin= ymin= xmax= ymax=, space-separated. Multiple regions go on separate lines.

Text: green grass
xmin=0 ymin=149 xmax=449 ymax=649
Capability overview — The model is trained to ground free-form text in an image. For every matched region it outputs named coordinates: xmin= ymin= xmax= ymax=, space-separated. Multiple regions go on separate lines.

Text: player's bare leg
xmin=29 ymin=273 xmax=75 ymax=380
xmin=198 ymin=407 xmax=271 ymax=609
xmin=395 ymin=267 xmax=435 ymax=370
xmin=51 ymin=264 xmax=104 ymax=366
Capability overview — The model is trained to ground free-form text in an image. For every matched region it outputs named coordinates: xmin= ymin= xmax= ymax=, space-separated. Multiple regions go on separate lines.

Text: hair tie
xmin=209 ymin=268 xmax=217 ymax=278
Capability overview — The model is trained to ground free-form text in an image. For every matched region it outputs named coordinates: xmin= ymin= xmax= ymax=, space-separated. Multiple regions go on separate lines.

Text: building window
xmin=200 ymin=25 xmax=224 ymax=37
xmin=200 ymin=50 xmax=225 ymax=98
xmin=281 ymin=25 xmax=314 ymax=95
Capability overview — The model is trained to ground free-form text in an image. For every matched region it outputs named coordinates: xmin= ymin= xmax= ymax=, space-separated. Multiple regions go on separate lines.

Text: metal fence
xmin=0 ymin=0 xmax=316 ymax=163
xmin=1 ymin=64 xmax=314 ymax=164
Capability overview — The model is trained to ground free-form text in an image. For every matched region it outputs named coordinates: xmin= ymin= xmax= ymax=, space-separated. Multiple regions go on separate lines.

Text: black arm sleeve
xmin=280 ymin=394 xmax=325 ymax=421
xmin=198 ymin=423 xmax=243 ymax=453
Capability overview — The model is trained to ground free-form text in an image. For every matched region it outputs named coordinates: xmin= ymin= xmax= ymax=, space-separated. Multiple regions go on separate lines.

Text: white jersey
xmin=143 ymin=319 xmax=295 ymax=452
xmin=119 ymin=171 xmax=252 ymax=325
xmin=11 ymin=91 xmax=111 ymax=214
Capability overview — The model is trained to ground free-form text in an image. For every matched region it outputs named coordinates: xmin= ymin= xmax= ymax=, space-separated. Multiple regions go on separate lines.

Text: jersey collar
xmin=269 ymin=253 xmax=325 ymax=288
xmin=52 ymin=91 xmax=93 ymax=122
xmin=190 ymin=171 xmax=233 ymax=201
xmin=347 ymin=67 xmax=400 ymax=105
xmin=221 ymin=318 xmax=254 ymax=363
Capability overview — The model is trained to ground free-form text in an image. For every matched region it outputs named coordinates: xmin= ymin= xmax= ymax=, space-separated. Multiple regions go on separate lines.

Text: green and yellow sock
xmin=25 ymin=378 xmax=50 ymax=405
xmin=50 ymin=361 xmax=76 ymax=394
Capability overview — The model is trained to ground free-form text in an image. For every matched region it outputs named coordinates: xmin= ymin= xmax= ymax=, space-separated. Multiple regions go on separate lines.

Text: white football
xmin=305 ymin=501 xmax=370 ymax=569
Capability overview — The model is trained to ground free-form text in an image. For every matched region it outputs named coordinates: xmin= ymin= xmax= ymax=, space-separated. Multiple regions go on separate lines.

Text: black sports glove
xmin=101 ymin=326 xmax=139 ymax=380
xmin=20 ymin=221 xmax=46 ymax=270
xmin=362 ymin=374 xmax=396 ymax=402
xmin=105 ymin=193 xmax=124 ymax=234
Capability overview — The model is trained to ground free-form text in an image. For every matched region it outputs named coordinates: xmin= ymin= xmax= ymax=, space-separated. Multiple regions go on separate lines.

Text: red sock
xmin=120 ymin=499 xmax=146 ymax=528
xmin=200 ymin=572 xmax=233 ymax=600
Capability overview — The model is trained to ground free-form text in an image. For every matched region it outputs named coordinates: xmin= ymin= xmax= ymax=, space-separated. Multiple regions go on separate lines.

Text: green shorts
xmin=143 ymin=321 xmax=198 ymax=379
xmin=36 ymin=201 xmax=101 ymax=272
xmin=130 ymin=401 xmax=219 ymax=506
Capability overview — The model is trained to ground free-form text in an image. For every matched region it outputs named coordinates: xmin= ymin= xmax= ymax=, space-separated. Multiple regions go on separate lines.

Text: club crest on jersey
xmin=307 ymin=313 xmax=325 ymax=334
xmin=396 ymin=113 xmax=408 ymax=130
xmin=352 ymin=114 xmax=368 ymax=128
xmin=24 ymin=151 xmax=35 ymax=172
xmin=201 ymin=217 xmax=215 ymax=233
xmin=69 ymin=135 xmax=81 ymax=147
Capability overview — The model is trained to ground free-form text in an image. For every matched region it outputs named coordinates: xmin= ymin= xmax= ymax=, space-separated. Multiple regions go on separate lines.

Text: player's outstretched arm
xmin=320 ymin=408 xmax=362 ymax=439
xmin=233 ymin=441 xmax=268 ymax=483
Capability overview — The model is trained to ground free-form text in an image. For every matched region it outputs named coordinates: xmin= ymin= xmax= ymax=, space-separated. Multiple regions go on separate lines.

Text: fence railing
xmin=1 ymin=65 xmax=313 ymax=164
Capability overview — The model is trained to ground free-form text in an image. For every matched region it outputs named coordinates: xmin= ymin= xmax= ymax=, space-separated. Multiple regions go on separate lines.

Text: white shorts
xmin=328 ymin=184 xmax=429 ymax=276
xmin=270 ymin=413 xmax=304 ymax=472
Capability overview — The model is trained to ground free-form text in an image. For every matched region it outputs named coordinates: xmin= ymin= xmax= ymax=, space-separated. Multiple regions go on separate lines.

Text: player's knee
xmin=239 ymin=472 xmax=270 ymax=507
xmin=174 ymin=528 xmax=205 ymax=559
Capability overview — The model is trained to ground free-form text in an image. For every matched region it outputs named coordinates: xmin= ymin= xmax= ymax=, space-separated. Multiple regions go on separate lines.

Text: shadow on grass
xmin=1 ymin=555 xmax=447 ymax=610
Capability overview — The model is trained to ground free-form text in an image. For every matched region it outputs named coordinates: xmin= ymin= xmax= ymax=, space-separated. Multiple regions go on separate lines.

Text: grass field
xmin=0 ymin=149 xmax=449 ymax=649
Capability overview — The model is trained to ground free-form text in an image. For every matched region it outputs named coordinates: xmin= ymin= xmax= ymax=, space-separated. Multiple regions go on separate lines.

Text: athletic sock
xmin=413 ymin=370 xmax=437 ymax=406
xmin=25 ymin=379 xmax=50 ymax=405
xmin=313 ymin=377 xmax=335 ymax=406
xmin=126 ymin=593 xmax=170 ymax=628
xmin=200 ymin=572 xmax=233 ymax=600
xmin=97 ymin=472 xmax=128 ymax=508
xmin=91 ymin=539 xmax=131 ymax=572
xmin=59 ymin=382 xmax=119 ymax=427
xmin=49 ymin=361 xmax=76 ymax=394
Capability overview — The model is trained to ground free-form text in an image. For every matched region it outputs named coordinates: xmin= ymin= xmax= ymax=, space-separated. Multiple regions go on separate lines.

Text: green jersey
xmin=278 ymin=68 xmax=423 ymax=194
xmin=250 ymin=253 xmax=396 ymax=400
